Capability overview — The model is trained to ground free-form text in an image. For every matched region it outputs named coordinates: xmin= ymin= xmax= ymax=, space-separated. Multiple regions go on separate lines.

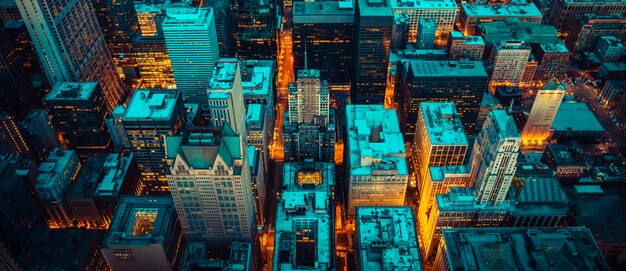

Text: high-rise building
xmin=548 ymin=0 xmax=626 ymax=33
xmin=133 ymin=36 xmax=176 ymax=89
xmin=65 ymin=154 xmax=111 ymax=229
xmin=459 ymin=3 xmax=542 ymax=35
xmin=594 ymin=36 xmax=626 ymax=63
xmin=520 ymin=56 xmax=538 ymax=86
xmin=121 ymin=89 xmax=186 ymax=194
xmin=447 ymin=31 xmax=485 ymax=60
xmin=434 ymin=227 xmax=611 ymax=271
xmin=522 ymin=78 xmax=565 ymax=146
xmin=532 ymin=42 xmax=569 ymax=82
xmin=346 ymin=105 xmax=408 ymax=217
xmin=390 ymin=0 xmax=457 ymax=41
xmin=274 ymin=162 xmax=335 ymax=270
xmin=19 ymin=109 xmax=63 ymax=156
xmin=477 ymin=18 xmax=560 ymax=45
xmin=207 ymin=58 xmax=247 ymax=134
xmin=90 ymin=0 xmax=140 ymax=79
xmin=565 ymin=14 xmax=626 ymax=52
xmin=355 ymin=206 xmax=422 ymax=271
xmin=412 ymin=103 xmax=468 ymax=194
xmin=246 ymin=104 xmax=269 ymax=173
xmin=134 ymin=0 xmax=169 ymax=37
xmin=16 ymin=0 xmax=126 ymax=112
xmin=248 ymin=146 xmax=265 ymax=226
xmin=0 ymin=155 xmax=42 ymax=254
xmin=0 ymin=112 xmax=32 ymax=158
xmin=417 ymin=18 xmax=436 ymax=49
xmin=44 ymin=82 xmax=111 ymax=156
xmin=0 ymin=22 xmax=38 ymax=117
xmin=166 ymin=124 xmax=255 ymax=248
xmin=284 ymin=69 xmax=335 ymax=162
xmin=101 ymin=196 xmax=185 ymax=271
xmin=162 ymin=5 xmax=220 ymax=104
xmin=293 ymin=1 xmax=354 ymax=90
xmin=203 ymin=0 xmax=234 ymax=57
xmin=232 ymin=0 xmax=276 ymax=59
xmin=470 ymin=110 xmax=521 ymax=205
xmin=600 ymin=80 xmax=626 ymax=107
xmin=489 ymin=40 xmax=532 ymax=87
xmin=35 ymin=149 xmax=80 ymax=228
xmin=396 ymin=60 xmax=488 ymax=136
xmin=354 ymin=0 xmax=393 ymax=104
xmin=93 ymin=151 xmax=141 ymax=223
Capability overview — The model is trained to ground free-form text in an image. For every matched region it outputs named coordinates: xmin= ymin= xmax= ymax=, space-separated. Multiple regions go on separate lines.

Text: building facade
xmin=489 ymin=40 xmax=532 ymax=87
xmin=522 ymin=78 xmax=565 ymax=146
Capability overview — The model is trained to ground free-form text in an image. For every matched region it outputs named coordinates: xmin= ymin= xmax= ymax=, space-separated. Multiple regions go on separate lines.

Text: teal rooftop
xmin=490 ymin=109 xmax=521 ymax=139
xmin=209 ymin=59 xmax=238 ymax=90
xmin=123 ymin=89 xmax=180 ymax=121
xmin=552 ymin=102 xmax=604 ymax=132
xmin=45 ymin=82 xmax=98 ymax=101
xmin=390 ymin=0 xmax=457 ymax=10
xmin=408 ymin=60 xmax=488 ymax=77
xmin=429 ymin=165 xmax=470 ymax=182
xmin=420 ymin=102 xmax=469 ymax=146
xmin=461 ymin=3 xmax=542 ymax=18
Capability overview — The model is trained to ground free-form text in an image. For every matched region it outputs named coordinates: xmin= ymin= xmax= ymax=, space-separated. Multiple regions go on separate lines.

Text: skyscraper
xmin=44 ymin=82 xmax=111 ymax=156
xmin=166 ymin=124 xmax=255 ymax=248
xmin=489 ymin=40 xmax=532 ymax=87
xmin=417 ymin=18 xmax=436 ymax=49
xmin=232 ymin=0 xmax=276 ymax=59
xmin=346 ymin=105 xmax=408 ymax=217
xmin=354 ymin=0 xmax=393 ymax=104
xmin=0 ymin=112 xmax=32 ymax=158
xmin=207 ymin=58 xmax=247 ymax=134
xmin=532 ymin=42 xmax=569 ymax=82
xmin=284 ymin=69 xmax=335 ymax=162
xmin=522 ymin=78 xmax=565 ymax=146
xmin=447 ymin=31 xmax=485 ymax=60
xmin=470 ymin=109 xmax=521 ymax=205
xmin=35 ymin=149 xmax=80 ymax=228
xmin=293 ymin=1 xmax=355 ymax=90
xmin=132 ymin=36 xmax=176 ymax=89
xmin=121 ymin=89 xmax=186 ymax=194
xmin=16 ymin=0 xmax=126 ymax=112
xmin=390 ymin=0 xmax=457 ymax=41
xmin=162 ymin=5 xmax=220 ymax=104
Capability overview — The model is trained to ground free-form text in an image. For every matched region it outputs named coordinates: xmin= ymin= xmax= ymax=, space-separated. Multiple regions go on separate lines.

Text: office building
xmin=490 ymin=40 xmax=532 ymax=87
xmin=101 ymin=196 xmax=185 ymax=271
xmin=417 ymin=18 xmax=436 ymax=49
xmin=248 ymin=146 xmax=265 ymax=226
xmin=293 ymin=1 xmax=354 ymax=90
xmin=448 ymin=31 xmax=485 ymax=60
xmin=181 ymin=241 xmax=254 ymax=270
xmin=106 ymin=105 xmax=130 ymax=151
xmin=346 ymin=105 xmax=408 ymax=217
xmin=471 ymin=110 xmax=521 ymax=205
xmin=434 ymin=227 xmax=611 ymax=271
xmin=0 ymin=22 xmax=38 ymax=117
xmin=551 ymin=102 xmax=605 ymax=144
xmin=19 ymin=109 xmax=63 ymax=157
xmin=16 ymin=0 xmax=126 ymax=112
xmin=207 ymin=58 xmax=247 ymax=134
xmin=202 ymin=0 xmax=234 ymax=58
xmin=542 ymin=144 xmax=589 ymax=182
xmin=548 ymin=0 xmax=626 ymax=33
xmin=45 ymin=82 xmax=111 ymax=156
xmin=508 ymin=177 xmax=570 ymax=227
xmin=133 ymin=36 xmax=176 ymax=89
xmin=121 ymin=89 xmax=186 ymax=194
xmin=354 ymin=0 xmax=394 ymax=104
xmin=274 ymin=162 xmax=335 ymax=270
xmin=520 ymin=56 xmax=538 ymax=87
xmin=355 ymin=206 xmax=422 ymax=271
xmin=566 ymin=14 xmax=626 ymax=52
xmin=459 ymin=3 xmax=542 ymax=35
xmin=476 ymin=92 xmax=503 ymax=132
xmin=396 ymin=60 xmax=488 ymax=136
xmin=232 ymin=0 xmax=275 ymax=59
xmin=162 ymin=5 xmax=220 ymax=104
xmin=411 ymin=103 xmax=468 ymax=192
xmin=19 ymin=227 xmax=107 ymax=271
xmin=134 ymin=0 xmax=169 ymax=36
xmin=0 ymin=156 xmax=41 ymax=254
xmin=522 ymin=78 xmax=566 ymax=146
xmin=532 ymin=42 xmax=569 ymax=82
xmin=594 ymin=36 xmax=625 ymax=63
xmin=600 ymin=80 xmax=626 ymax=107
xmin=166 ymin=124 xmax=255 ymax=247
xmin=91 ymin=0 xmax=139 ymax=78
xmin=390 ymin=0 xmax=457 ymax=40
xmin=284 ymin=69 xmax=335 ymax=162
xmin=36 ymin=149 xmax=80 ymax=227
xmin=246 ymin=104 xmax=269 ymax=173
xmin=240 ymin=59 xmax=275 ymax=160
xmin=0 ymin=112 xmax=32 ymax=158
xmin=476 ymin=18 xmax=559 ymax=45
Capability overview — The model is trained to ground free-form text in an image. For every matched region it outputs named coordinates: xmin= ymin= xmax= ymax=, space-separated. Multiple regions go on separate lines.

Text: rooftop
xmin=441 ymin=227 xmax=610 ymax=271
xmin=102 ymin=196 xmax=177 ymax=247
xmin=36 ymin=149 xmax=78 ymax=199
xmin=246 ymin=104 xmax=264 ymax=130
xmin=436 ymin=187 xmax=514 ymax=211
xmin=429 ymin=165 xmax=470 ymax=182
xmin=517 ymin=178 xmax=568 ymax=204
xmin=408 ymin=60 xmax=488 ymax=77
xmin=552 ymin=102 xmax=604 ymax=132
xmin=293 ymin=1 xmax=354 ymax=24
xmin=461 ymin=3 xmax=542 ymax=18
xmin=356 ymin=206 xmax=422 ymax=271
xmin=565 ymin=187 xmax=626 ymax=244
xmin=358 ymin=0 xmax=394 ymax=18
xmin=489 ymin=109 xmax=521 ymax=139
xmin=346 ymin=105 xmax=408 ymax=176
xmin=545 ymin=144 xmax=588 ymax=167
xmin=167 ymin=124 xmax=242 ymax=170
xmin=45 ymin=82 xmax=99 ymax=101
xmin=240 ymin=60 xmax=274 ymax=98
xmin=420 ymin=102 xmax=468 ymax=146
xmin=478 ymin=18 xmax=559 ymax=44
xmin=209 ymin=59 xmax=239 ymax=90
xmin=94 ymin=152 xmax=135 ymax=196
xmin=163 ymin=5 xmax=213 ymax=26
xmin=66 ymin=154 xmax=108 ymax=200
xmin=123 ymin=89 xmax=181 ymax=121
xmin=390 ymin=0 xmax=457 ymax=10
xmin=540 ymin=42 xmax=569 ymax=53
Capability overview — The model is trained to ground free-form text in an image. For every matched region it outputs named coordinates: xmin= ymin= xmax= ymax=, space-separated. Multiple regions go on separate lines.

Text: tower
xmin=522 ymin=78 xmax=565 ymax=146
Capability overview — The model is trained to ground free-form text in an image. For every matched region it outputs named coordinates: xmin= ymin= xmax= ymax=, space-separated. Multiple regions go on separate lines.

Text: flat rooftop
xmin=94 ymin=152 xmax=135 ymax=196
xmin=408 ymin=60 xmax=488 ymax=78
xmin=45 ymin=82 xmax=98 ymax=101
xmin=489 ymin=109 xmax=521 ymax=139
xmin=552 ymin=102 xmax=604 ymax=132
xmin=240 ymin=60 xmax=274 ymax=98
xmin=420 ymin=102 xmax=468 ymax=146
xmin=163 ymin=5 xmax=213 ymax=25
xmin=436 ymin=187 xmax=514 ymax=211
xmin=123 ymin=89 xmax=180 ymax=121
xmin=293 ymin=1 xmax=354 ymax=24
xmin=358 ymin=0 xmax=393 ymax=18
xmin=66 ymin=154 xmax=108 ymax=200
xmin=102 ymin=196 xmax=177 ymax=248
xmin=429 ymin=165 xmax=470 ymax=182
xmin=441 ymin=227 xmax=610 ymax=271
xmin=346 ymin=105 xmax=408 ymax=176
xmin=461 ymin=3 xmax=542 ymax=18
xmin=246 ymin=103 xmax=264 ymax=130
xmin=540 ymin=42 xmax=569 ymax=53
xmin=36 ymin=149 xmax=78 ymax=198
xmin=478 ymin=18 xmax=559 ymax=44
xmin=390 ymin=0 xmax=457 ymax=10
xmin=209 ymin=59 xmax=238 ymax=90
xmin=356 ymin=206 xmax=422 ymax=271
xmin=565 ymin=187 xmax=626 ymax=244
